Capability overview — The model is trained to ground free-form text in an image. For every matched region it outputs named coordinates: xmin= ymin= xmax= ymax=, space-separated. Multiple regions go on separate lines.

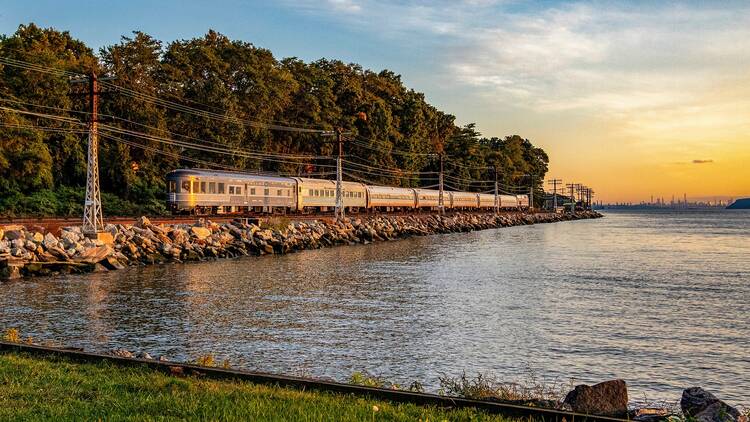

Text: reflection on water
xmin=1 ymin=209 xmax=748 ymax=405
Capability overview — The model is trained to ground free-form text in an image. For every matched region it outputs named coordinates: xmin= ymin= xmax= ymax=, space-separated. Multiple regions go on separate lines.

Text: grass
xmin=0 ymin=351 xmax=520 ymax=422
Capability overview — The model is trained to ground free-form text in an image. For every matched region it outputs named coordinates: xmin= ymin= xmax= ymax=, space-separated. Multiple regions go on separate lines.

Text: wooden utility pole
xmin=548 ymin=179 xmax=562 ymax=211
xmin=566 ymin=183 xmax=576 ymax=213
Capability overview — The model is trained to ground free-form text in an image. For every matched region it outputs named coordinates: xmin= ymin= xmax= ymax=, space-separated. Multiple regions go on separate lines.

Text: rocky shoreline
xmin=1 ymin=211 xmax=600 ymax=280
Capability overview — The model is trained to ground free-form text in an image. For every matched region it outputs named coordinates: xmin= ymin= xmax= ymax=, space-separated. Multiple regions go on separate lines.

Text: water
xmin=1 ymin=210 xmax=748 ymax=406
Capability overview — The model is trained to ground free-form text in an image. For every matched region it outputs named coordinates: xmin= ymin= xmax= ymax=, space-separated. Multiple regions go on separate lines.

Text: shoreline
xmin=1 ymin=211 xmax=601 ymax=280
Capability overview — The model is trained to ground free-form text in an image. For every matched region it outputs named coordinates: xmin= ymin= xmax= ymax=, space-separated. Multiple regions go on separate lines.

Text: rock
xmin=136 ymin=352 xmax=153 ymax=360
xmin=43 ymin=232 xmax=59 ymax=249
xmin=4 ymin=229 xmax=24 ymax=241
xmin=190 ymin=226 xmax=212 ymax=240
xmin=135 ymin=216 xmax=151 ymax=228
xmin=109 ymin=348 xmax=134 ymax=358
xmin=101 ymin=256 xmax=125 ymax=271
xmin=681 ymin=387 xmax=745 ymax=422
xmin=31 ymin=232 xmax=44 ymax=243
xmin=563 ymin=379 xmax=628 ymax=417
xmin=0 ymin=259 xmax=23 ymax=279
xmin=60 ymin=230 xmax=80 ymax=243
xmin=75 ymin=245 xmax=112 ymax=264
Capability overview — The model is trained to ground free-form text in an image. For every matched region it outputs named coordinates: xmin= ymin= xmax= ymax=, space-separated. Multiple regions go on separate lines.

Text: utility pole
xmin=71 ymin=71 xmax=104 ymax=237
xmin=566 ymin=183 xmax=576 ymax=213
xmin=335 ymin=127 xmax=344 ymax=221
xmin=438 ymin=153 xmax=445 ymax=215
xmin=493 ymin=165 xmax=499 ymax=215
xmin=547 ymin=179 xmax=562 ymax=211
xmin=528 ymin=174 xmax=535 ymax=213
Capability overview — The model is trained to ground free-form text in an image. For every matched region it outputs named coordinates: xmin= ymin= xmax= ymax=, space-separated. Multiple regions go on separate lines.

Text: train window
xmin=193 ymin=181 xmax=199 ymax=193
xmin=200 ymin=182 xmax=206 ymax=193
xmin=218 ymin=183 xmax=225 ymax=194
xmin=250 ymin=188 xmax=256 ymax=195
xmin=264 ymin=188 xmax=269 ymax=195
xmin=229 ymin=186 xmax=235 ymax=195
xmin=314 ymin=189 xmax=319 ymax=196
xmin=308 ymin=189 xmax=313 ymax=196
xmin=287 ymin=189 xmax=290 ymax=196
xmin=181 ymin=180 xmax=191 ymax=193
xmin=208 ymin=182 xmax=216 ymax=194
xmin=277 ymin=189 xmax=282 ymax=196
xmin=236 ymin=187 xmax=242 ymax=195
xmin=168 ymin=180 xmax=176 ymax=193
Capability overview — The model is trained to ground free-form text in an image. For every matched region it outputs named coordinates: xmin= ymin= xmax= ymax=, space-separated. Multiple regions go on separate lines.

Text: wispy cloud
xmin=283 ymin=1 xmax=750 ymax=123
xmin=692 ymin=159 xmax=714 ymax=164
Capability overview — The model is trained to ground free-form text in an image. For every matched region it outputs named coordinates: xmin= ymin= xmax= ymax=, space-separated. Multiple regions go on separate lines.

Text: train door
xmin=263 ymin=182 xmax=270 ymax=213
xmin=244 ymin=183 xmax=249 ymax=212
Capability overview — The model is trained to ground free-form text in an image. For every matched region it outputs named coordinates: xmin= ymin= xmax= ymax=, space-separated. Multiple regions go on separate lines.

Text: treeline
xmin=0 ymin=23 xmax=548 ymax=217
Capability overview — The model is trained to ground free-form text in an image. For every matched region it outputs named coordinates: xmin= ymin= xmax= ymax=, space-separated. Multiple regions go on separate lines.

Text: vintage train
xmin=166 ymin=169 xmax=529 ymax=214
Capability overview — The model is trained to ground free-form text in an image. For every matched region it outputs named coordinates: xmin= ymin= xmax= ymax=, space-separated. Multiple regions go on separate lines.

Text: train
xmin=166 ymin=169 xmax=529 ymax=214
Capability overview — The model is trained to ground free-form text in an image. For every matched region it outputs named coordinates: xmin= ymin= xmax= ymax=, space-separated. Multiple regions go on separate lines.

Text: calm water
xmin=1 ymin=210 xmax=748 ymax=405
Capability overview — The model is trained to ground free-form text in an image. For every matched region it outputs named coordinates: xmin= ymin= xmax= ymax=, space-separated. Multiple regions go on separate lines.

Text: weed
xmin=349 ymin=371 xmax=386 ymax=388
xmin=438 ymin=367 xmax=570 ymax=407
xmin=192 ymin=354 xmax=215 ymax=367
xmin=263 ymin=216 xmax=291 ymax=232
xmin=3 ymin=328 xmax=20 ymax=343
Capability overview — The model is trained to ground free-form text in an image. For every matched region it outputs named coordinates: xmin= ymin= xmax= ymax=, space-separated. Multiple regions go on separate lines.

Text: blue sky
xmin=3 ymin=1 xmax=749 ymax=201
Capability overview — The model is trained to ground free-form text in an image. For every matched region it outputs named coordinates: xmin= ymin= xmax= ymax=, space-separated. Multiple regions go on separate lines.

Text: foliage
xmin=192 ymin=354 xmax=216 ymax=367
xmin=438 ymin=370 xmax=569 ymax=406
xmin=0 ymin=351 xmax=517 ymax=421
xmin=3 ymin=328 xmax=20 ymax=343
xmin=0 ymin=23 xmax=550 ymax=217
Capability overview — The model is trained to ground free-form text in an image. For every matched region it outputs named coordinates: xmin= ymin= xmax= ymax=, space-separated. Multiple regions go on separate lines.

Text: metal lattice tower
xmin=82 ymin=72 xmax=103 ymax=235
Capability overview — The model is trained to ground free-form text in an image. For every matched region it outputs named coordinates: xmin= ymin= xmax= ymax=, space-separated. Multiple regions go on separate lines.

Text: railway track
xmin=0 ymin=341 xmax=622 ymax=422
xmin=0 ymin=210 xmax=535 ymax=234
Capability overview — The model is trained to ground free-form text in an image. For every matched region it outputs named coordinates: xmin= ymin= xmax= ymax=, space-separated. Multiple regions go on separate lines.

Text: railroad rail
xmin=0 ymin=210 xmax=536 ymax=234
xmin=0 ymin=341 xmax=623 ymax=422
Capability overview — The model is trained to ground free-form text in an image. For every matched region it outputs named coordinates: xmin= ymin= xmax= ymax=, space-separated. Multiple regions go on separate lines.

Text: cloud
xmin=283 ymin=1 xmax=750 ymax=154
xmin=692 ymin=159 xmax=714 ymax=164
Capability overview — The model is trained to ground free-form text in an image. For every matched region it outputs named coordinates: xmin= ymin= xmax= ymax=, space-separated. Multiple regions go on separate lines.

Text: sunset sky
xmin=3 ymin=0 xmax=749 ymax=203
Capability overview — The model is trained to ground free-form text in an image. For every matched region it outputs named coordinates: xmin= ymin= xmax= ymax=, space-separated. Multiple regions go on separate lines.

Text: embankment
xmin=1 ymin=211 xmax=601 ymax=280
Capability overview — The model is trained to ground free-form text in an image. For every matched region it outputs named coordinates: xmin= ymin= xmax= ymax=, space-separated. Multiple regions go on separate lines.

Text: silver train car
xmin=166 ymin=169 xmax=530 ymax=214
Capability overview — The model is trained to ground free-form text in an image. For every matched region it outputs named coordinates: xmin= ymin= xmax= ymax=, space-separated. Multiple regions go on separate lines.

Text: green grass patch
xmin=0 ymin=351 xmax=518 ymax=421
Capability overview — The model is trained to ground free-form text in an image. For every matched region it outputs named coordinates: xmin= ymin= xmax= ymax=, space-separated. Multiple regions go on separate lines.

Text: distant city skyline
xmin=3 ymin=0 xmax=749 ymax=202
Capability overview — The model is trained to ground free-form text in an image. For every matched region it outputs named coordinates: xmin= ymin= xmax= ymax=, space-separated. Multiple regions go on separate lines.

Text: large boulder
xmin=563 ymin=379 xmax=628 ymax=417
xmin=681 ymin=387 xmax=745 ymax=422
xmin=75 ymin=245 xmax=113 ymax=264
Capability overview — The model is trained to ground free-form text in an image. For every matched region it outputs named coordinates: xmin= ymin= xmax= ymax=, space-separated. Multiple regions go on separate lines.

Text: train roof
xmin=166 ymin=169 xmax=294 ymax=183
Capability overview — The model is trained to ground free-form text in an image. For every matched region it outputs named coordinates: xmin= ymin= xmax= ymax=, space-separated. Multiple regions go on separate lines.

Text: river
xmin=0 ymin=209 xmax=748 ymax=405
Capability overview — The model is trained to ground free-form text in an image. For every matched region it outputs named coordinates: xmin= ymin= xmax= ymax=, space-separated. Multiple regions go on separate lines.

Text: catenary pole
xmin=82 ymin=71 xmax=103 ymax=236
xmin=335 ymin=127 xmax=344 ymax=221
xmin=438 ymin=153 xmax=445 ymax=215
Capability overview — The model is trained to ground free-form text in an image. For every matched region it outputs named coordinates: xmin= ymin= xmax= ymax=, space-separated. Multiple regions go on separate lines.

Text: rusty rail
xmin=0 ymin=341 xmax=624 ymax=422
